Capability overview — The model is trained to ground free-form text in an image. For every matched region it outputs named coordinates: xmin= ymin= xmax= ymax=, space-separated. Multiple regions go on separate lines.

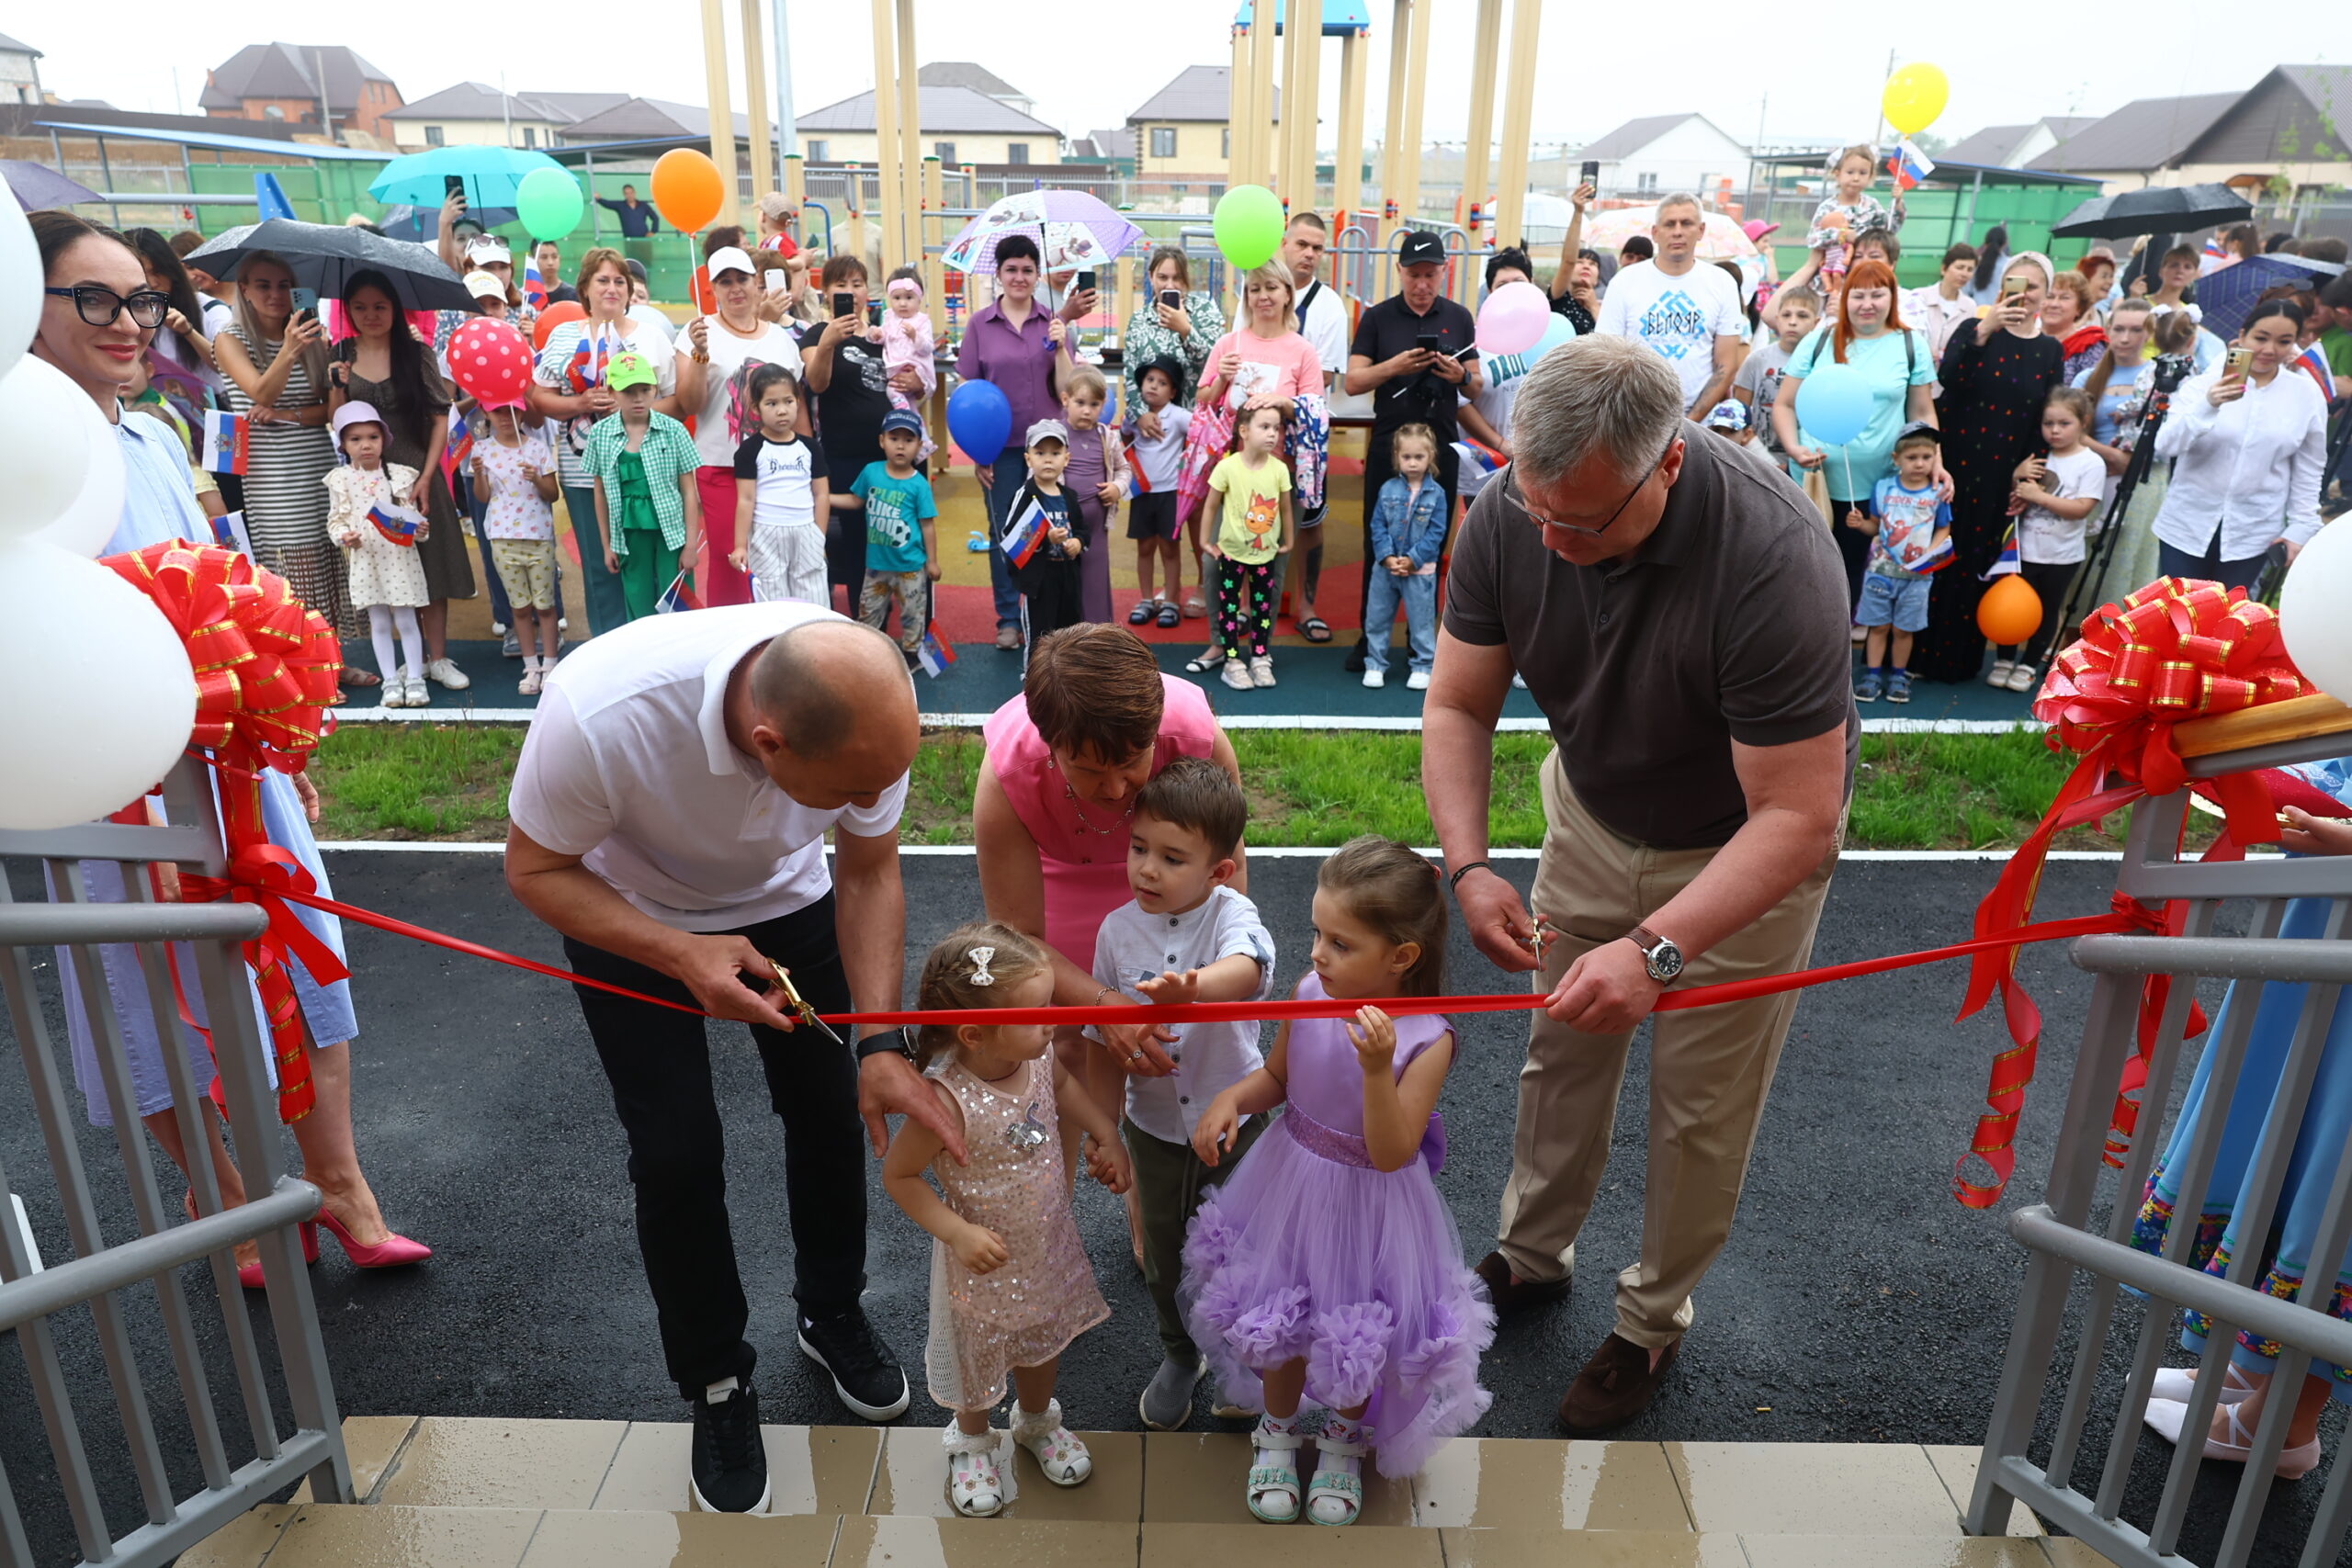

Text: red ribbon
xmin=1952 ymin=577 xmax=2304 ymax=1209
xmin=104 ymin=542 xmax=343 ymax=1122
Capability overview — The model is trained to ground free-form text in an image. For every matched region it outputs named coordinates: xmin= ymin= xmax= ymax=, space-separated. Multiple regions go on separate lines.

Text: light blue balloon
xmin=1794 ymin=362 xmax=1872 ymax=447
xmin=1532 ymin=310 xmax=1577 ymax=357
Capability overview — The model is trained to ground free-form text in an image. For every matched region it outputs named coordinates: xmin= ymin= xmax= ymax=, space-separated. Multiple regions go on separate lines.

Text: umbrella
xmin=942 ymin=189 xmax=1144 ymax=276
xmin=2052 ymin=184 xmax=2252 ymax=240
xmin=184 ymin=220 xmax=474 ymax=312
xmin=1513 ymin=192 xmax=1578 ymax=243
xmin=375 ymin=203 xmax=519 ymax=244
xmin=368 ymin=145 xmax=566 ymax=211
xmin=1580 ymin=204 xmax=1766 ymax=299
xmin=2191 ymin=252 xmax=2346 ymax=343
xmin=1 ymin=160 xmax=101 ymax=210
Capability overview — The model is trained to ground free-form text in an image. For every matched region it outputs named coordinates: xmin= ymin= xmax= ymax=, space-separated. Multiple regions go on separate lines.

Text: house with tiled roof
xmin=1128 ymin=66 xmax=1277 ymax=183
xmin=383 ymin=83 xmax=631 ymax=152
xmin=796 ymin=84 xmax=1062 ymax=166
xmin=200 ymin=43 xmax=401 ymax=140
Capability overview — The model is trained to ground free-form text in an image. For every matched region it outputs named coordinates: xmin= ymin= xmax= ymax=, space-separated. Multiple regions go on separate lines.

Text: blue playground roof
xmin=37 ymin=120 xmax=391 ymax=162
xmin=1233 ymin=1 xmax=1372 ymax=34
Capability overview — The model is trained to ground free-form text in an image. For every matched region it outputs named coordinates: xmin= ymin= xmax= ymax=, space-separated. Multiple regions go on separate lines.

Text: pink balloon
xmin=449 ymin=318 xmax=533 ymax=409
xmin=1476 ymin=280 xmax=1552 ymax=357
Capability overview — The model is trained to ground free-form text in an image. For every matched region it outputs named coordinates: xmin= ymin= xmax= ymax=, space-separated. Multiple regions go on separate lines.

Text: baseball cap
xmin=331 ymin=400 xmax=385 ymax=441
xmin=622 ymin=256 xmax=649 ymax=283
xmin=1893 ymin=419 xmax=1942 ymax=446
xmin=1702 ymin=399 xmax=1747 ymax=432
xmin=1024 ymin=418 xmax=1069 ymax=448
xmin=1397 ymin=230 xmax=1446 ymax=268
xmin=465 ymin=235 xmax=511 ymax=265
xmin=880 ymin=408 xmax=926 ymax=437
xmin=605 ymin=351 xmax=657 ymax=390
xmin=705 ymin=244 xmax=756 ymax=281
xmin=463 ymin=270 xmax=504 ymax=300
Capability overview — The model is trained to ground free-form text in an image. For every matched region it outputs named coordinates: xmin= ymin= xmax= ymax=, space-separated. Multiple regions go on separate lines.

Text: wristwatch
xmin=1625 ymin=924 xmax=1685 ymax=986
xmin=854 ymin=1026 xmax=917 ymax=1064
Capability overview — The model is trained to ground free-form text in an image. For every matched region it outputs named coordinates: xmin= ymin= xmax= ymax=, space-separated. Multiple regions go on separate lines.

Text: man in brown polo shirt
xmin=1423 ymin=333 xmax=1854 ymax=1435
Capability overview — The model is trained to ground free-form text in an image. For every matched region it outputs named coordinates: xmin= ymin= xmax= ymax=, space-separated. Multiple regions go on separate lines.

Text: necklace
xmin=1049 ymin=755 xmax=1135 ymax=837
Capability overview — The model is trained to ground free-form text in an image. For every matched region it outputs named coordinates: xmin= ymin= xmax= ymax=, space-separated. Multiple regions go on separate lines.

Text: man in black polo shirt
xmin=1344 ymin=230 xmax=1479 ymax=669
xmin=1423 ymin=334 xmax=1853 ymax=1436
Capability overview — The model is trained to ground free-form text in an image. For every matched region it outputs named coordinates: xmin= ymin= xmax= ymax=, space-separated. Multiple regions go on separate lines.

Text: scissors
xmin=766 ymin=960 xmax=845 ymax=1047
xmin=1522 ymin=912 xmax=1559 ymax=964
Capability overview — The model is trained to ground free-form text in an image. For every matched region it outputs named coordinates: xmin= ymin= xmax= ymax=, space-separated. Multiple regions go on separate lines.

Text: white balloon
xmin=0 ymin=539 xmax=196 ymax=830
xmin=0 ymin=188 xmax=34 ymax=384
xmin=0 ymin=355 xmax=96 ymax=540
xmin=2278 ymin=521 xmax=2352 ymax=705
xmin=28 ymin=403 xmax=125 ymax=558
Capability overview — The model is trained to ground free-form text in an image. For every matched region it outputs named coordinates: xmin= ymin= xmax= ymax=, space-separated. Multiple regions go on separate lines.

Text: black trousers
xmin=1018 ymin=561 xmax=1086 ymax=647
xmin=1828 ymin=498 xmax=1871 ymax=614
xmin=566 ymin=895 xmax=866 ymax=1401
xmin=1355 ymin=428 xmax=1458 ymax=654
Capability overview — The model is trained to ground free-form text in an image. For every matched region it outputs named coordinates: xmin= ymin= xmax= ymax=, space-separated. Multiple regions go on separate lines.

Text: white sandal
xmin=2145 ymin=1396 xmax=2322 ymax=1480
xmin=1246 ymin=1416 xmax=1303 ymax=1524
xmin=2151 ymin=1363 xmax=2257 ymax=1404
xmin=942 ymin=1421 xmax=1004 ymax=1517
xmin=1306 ymin=1424 xmax=1368 ymax=1527
xmin=1009 ymin=1398 xmax=1091 ymax=1486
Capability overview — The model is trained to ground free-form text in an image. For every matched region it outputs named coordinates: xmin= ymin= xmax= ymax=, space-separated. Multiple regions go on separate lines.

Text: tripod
xmin=2049 ymin=353 xmax=2193 ymax=652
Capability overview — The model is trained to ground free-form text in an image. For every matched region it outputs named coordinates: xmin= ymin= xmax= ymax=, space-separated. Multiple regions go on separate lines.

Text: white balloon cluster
xmin=2278 ymin=523 xmax=2352 ymax=707
xmin=0 ymin=188 xmax=198 ymax=830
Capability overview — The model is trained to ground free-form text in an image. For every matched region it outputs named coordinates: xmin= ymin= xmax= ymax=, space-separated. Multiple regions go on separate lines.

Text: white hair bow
xmin=968 ymin=946 xmax=997 ymax=987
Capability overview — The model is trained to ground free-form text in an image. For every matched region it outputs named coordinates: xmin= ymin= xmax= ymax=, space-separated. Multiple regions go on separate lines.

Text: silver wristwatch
xmin=1626 ymin=924 xmax=1685 ymax=986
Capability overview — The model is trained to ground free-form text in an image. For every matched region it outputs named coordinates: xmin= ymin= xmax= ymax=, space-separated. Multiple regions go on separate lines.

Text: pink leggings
xmin=696 ymin=465 xmax=752 ymax=607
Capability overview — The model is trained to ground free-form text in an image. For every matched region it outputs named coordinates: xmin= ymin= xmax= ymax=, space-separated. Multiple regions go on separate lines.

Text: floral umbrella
xmin=1581 ymin=204 xmax=1766 ymax=299
xmin=943 ymin=189 xmax=1144 ymax=276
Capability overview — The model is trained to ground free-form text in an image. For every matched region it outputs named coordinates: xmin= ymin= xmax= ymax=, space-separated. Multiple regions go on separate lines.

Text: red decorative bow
xmin=102 ymin=541 xmax=344 ymax=1122
xmin=1952 ymin=577 xmax=2302 ymax=1209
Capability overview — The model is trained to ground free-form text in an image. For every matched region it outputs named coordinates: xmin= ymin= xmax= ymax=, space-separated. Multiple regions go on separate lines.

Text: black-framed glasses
xmin=45 ymin=286 xmax=173 ymax=330
xmin=1508 ymin=434 xmax=1679 ymax=536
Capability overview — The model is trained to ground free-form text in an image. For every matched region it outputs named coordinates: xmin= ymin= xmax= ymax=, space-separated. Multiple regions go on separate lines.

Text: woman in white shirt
xmin=2151 ymin=299 xmax=2329 ymax=593
xmin=673 ymin=244 xmax=803 ymax=609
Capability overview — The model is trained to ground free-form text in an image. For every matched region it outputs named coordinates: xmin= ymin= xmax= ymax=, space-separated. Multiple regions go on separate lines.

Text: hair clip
xmin=968 ymin=946 xmax=997 ymax=987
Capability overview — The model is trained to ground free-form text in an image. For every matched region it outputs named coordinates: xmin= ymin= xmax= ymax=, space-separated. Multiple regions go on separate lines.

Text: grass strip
xmin=309 ymin=722 xmax=2162 ymax=854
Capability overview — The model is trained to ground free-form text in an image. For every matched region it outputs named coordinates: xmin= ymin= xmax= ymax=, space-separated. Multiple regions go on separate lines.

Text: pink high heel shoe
xmin=185 ymin=1190 xmax=315 ymax=1291
xmin=315 ymin=1207 xmax=433 ymax=1269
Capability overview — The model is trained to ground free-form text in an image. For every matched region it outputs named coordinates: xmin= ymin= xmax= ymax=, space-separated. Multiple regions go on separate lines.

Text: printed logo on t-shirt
xmin=1636 ymin=290 xmax=1711 ymax=361
xmin=1244 ymin=491 xmax=1280 ymax=546
xmin=865 ymin=483 xmax=915 ymax=550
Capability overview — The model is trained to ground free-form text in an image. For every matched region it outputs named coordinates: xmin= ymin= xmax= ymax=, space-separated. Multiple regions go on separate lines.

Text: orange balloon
xmin=532 ymin=299 xmax=585 ymax=353
xmin=1976 ymin=573 xmax=2044 ymax=646
xmin=651 ymin=149 xmax=725 ymax=234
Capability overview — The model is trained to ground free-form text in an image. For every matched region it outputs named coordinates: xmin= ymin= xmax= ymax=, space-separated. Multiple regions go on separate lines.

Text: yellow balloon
xmin=1883 ymin=62 xmax=1951 ymax=137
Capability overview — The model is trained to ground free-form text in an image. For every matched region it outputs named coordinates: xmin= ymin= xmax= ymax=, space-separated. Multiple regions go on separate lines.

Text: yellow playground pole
xmin=1378 ymin=0 xmax=1413 ymax=239
xmin=1490 ymin=0 xmax=1543 ymax=259
xmin=1250 ymin=0 xmax=1279 ymax=188
xmin=868 ymin=0 xmax=903 ymax=269
xmin=1228 ymin=20 xmax=1255 ymax=190
xmin=896 ymin=0 xmax=923 ymax=269
xmin=1396 ymin=0 xmax=1429 ymax=231
xmin=1284 ymin=0 xmax=1319 ymax=211
xmin=699 ymin=0 xmax=740 ymax=228
xmin=740 ymin=0 xmax=773 ymax=205
xmin=1333 ymin=24 xmax=1366 ymax=238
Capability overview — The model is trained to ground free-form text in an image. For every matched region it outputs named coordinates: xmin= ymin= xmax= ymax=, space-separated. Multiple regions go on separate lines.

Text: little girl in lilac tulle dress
xmin=1181 ymin=837 xmax=1495 ymax=1526
xmin=881 ymin=923 xmax=1135 ymax=1518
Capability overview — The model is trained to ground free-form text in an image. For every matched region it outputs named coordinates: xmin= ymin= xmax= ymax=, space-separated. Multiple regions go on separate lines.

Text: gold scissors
xmin=767 ymin=960 xmax=846 ymax=1047
xmin=1523 ymin=912 xmax=1560 ymax=964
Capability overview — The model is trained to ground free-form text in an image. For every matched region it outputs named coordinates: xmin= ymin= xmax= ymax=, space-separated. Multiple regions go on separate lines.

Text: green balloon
xmin=1214 ymin=185 xmax=1284 ymax=271
xmin=514 ymin=167 xmax=584 ymax=240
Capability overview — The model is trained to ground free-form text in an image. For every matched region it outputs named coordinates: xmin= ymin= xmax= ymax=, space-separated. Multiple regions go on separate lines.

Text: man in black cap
xmin=1343 ymin=229 xmax=1481 ymax=671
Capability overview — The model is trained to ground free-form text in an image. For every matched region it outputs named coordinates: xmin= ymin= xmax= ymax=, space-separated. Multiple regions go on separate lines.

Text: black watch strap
xmin=854 ymin=1026 xmax=916 ymax=1063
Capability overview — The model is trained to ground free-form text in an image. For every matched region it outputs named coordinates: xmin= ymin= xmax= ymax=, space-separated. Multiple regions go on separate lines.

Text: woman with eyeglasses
xmin=211 ymin=251 xmax=353 ymax=662
xmin=29 ymin=209 xmax=430 ymax=1288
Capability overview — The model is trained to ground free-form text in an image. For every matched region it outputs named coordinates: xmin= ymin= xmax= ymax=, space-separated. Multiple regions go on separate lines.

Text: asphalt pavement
xmin=2 ymin=852 xmax=2339 ymax=1566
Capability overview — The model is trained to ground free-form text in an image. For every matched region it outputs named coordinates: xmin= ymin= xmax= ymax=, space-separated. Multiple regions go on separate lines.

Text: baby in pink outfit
xmin=880 ymin=266 xmax=937 ymax=435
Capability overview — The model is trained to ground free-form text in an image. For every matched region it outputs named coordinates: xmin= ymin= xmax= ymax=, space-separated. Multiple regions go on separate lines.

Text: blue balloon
xmin=1531 ymin=310 xmax=1577 ymax=358
xmin=1793 ymin=362 xmax=1873 ymax=447
xmin=947 ymin=380 xmax=1013 ymax=464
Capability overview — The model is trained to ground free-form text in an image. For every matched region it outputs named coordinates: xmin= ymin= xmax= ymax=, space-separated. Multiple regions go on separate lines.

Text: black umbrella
xmin=2052 ymin=183 xmax=2253 ymax=240
xmin=183 ymin=219 xmax=474 ymax=312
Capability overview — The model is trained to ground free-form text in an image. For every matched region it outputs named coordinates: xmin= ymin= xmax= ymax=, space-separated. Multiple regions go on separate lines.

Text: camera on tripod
xmin=2150 ymin=353 xmax=2193 ymax=397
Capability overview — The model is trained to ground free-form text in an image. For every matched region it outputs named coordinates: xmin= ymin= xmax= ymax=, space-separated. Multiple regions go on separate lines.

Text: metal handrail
xmin=0 ymin=1179 xmax=320 ymax=1333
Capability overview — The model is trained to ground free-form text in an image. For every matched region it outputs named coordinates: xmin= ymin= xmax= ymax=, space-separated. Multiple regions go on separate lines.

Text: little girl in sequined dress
xmin=883 ymin=922 xmax=1135 ymax=1518
xmin=1181 ymin=837 xmax=1495 ymax=1527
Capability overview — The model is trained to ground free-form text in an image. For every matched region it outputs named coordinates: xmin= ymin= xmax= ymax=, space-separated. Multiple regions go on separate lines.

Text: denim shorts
xmin=1856 ymin=570 xmax=1932 ymax=632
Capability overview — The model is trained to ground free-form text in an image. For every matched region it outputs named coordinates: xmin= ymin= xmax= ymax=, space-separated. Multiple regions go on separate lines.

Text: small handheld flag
xmin=1451 ymin=437 xmax=1506 ymax=500
xmin=1887 ymin=140 xmax=1935 ymax=195
xmin=916 ymin=624 xmax=958 ymax=678
xmin=655 ymin=571 xmax=703 ymax=615
xmin=1001 ymin=494 xmax=1049 ymax=569
xmin=523 ymin=254 xmax=549 ymax=310
xmin=2290 ymin=342 xmax=2335 ymax=401
xmin=440 ymin=408 xmax=475 ymax=492
xmin=209 ymin=509 xmax=253 ymax=554
xmin=368 ymin=503 xmax=424 ymax=547
xmin=1984 ymin=522 xmax=2021 ymax=579
xmin=199 ymin=410 xmax=249 ymax=476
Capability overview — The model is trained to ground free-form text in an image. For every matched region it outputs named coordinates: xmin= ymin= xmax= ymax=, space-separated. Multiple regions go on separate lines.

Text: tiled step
xmin=176 ymin=1416 xmax=2094 ymax=1568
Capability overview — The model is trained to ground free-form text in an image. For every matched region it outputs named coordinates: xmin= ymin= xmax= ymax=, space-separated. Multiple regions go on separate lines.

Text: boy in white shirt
xmin=1123 ymin=357 xmax=1192 ymax=627
xmin=1087 ymin=757 xmax=1274 ymax=1433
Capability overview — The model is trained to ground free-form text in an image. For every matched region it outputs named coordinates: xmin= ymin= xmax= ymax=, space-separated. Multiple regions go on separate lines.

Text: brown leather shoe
xmin=1557 ymin=1333 xmax=1679 ymax=1436
xmin=1474 ymin=1251 xmax=1571 ymax=1314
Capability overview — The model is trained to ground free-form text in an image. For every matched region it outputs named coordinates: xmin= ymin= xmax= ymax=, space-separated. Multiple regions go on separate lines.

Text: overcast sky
xmin=29 ymin=2 xmax=2326 ymax=159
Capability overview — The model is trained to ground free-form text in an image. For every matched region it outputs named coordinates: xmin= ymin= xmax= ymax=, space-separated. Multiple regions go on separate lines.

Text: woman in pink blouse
xmin=976 ymin=626 xmax=1248 ymax=1253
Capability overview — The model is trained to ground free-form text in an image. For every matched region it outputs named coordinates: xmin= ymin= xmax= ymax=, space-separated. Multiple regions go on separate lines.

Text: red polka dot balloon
xmin=447 ymin=317 xmax=534 ymax=411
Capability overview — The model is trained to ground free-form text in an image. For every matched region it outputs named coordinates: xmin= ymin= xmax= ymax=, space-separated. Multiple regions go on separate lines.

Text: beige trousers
xmin=1497 ymin=750 xmax=1842 ymax=1348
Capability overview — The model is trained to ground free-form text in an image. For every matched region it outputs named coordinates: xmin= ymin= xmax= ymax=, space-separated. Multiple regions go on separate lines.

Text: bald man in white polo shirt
xmin=506 ymin=602 xmax=954 ymax=1517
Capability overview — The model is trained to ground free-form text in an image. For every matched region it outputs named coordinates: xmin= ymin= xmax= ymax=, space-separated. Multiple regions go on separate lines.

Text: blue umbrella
xmin=369 ymin=146 xmax=565 ymax=210
xmin=2193 ymin=253 xmax=2345 ymax=344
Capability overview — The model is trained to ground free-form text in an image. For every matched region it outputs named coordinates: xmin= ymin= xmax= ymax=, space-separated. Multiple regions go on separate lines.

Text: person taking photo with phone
xmin=1550 ymin=173 xmax=1602 ymax=333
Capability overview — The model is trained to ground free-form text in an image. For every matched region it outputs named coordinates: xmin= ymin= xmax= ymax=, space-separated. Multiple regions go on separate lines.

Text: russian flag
xmin=1452 ymin=437 xmax=1506 ymax=500
xmin=199 ymin=410 xmax=249 ymax=476
xmin=1887 ymin=141 xmax=1935 ymax=194
xmin=523 ymin=254 xmax=549 ymax=310
xmin=2291 ymin=342 xmax=2336 ymax=401
xmin=655 ymin=571 xmax=703 ymax=614
xmin=368 ymin=503 xmax=423 ymax=547
xmin=1984 ymin=521 xmax=2020 ymax=578
xmin=441 ymin=409 xmax=474 ymax=492
xmin=1001 ymin=494 xmax=1050 ymax=569
xmin=916 ymin=624 xmax=958 ymax=677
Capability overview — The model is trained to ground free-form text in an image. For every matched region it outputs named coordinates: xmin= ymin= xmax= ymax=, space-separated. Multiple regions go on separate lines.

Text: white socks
xmin=704 ymin=1376 xmax=739 ymax=1404
xmin=367 ymin=604 xmax=423 ymax=682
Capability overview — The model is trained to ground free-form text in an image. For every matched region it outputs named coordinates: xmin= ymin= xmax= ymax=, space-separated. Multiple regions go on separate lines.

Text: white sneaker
xmin=1985 ymin=659 xmax=2016 ymax=688
xmin=379 ymin=680 xmax=406 ymax=708
xmin=1511 ymin=671 xmax=1527 ymax=690
xmin=1220 ymin=660 xmax=1254 ymax=691
xmin=518 ymin=667 xmax=543 ymax=696
xmin=425 ymin=656 xmax=471 ymax=691
xmin=2007 ymin=662 xmax=2039 ymax=693
xmin=1407 ymin=670 xmax=1430 ymax=691
xmin=1363 ymin=668 xmax=1386 ymax=689
xmin=404 ymin=676 xmax=432 ymax=707
xmin=1249 ymin=656 xmax=1275 ymax=688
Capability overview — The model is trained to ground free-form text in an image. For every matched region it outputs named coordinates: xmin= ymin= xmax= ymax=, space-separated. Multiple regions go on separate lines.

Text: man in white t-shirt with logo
xmin=506 ymin=603 xmax=956 ymax=1517
xmin=1596 ymin=194 xmax=1746 ymax=412
xmin=1282 ymin=210 xmax=1351 ymax=637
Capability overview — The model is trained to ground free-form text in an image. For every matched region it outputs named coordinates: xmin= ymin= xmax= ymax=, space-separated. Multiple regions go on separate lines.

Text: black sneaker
xmin=688 ymin=1382 xmax=771 ymax=1514
xmin=797 ymin=1308 xmax=910 ymax=1421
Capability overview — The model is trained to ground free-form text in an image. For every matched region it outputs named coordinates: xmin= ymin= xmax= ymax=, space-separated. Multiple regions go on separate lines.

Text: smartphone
xmin=2227 ymin=345 xmax=2254 ymax=375
xmin=867 ymin=302 xmax=883 ymax=328
xmin=1580 ymin=159 xmax=1600 ymax=185
xmin=1416 ymin=332 xmax=1441 ymax=355
xmin=291 ymin=287 xmax=318 ymax=312
xmin=831 ymin=290 xmax=855 ymax=319
xmin=2000 ymin=275 xmax=2028 ymax=299
xmin=1076 ymin=269 xmax=1097 ymax=293
xmin=763 ymin=267 xmax=786 ymax=294
xmin=444 ymin=174 xmax=467 ymax=209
